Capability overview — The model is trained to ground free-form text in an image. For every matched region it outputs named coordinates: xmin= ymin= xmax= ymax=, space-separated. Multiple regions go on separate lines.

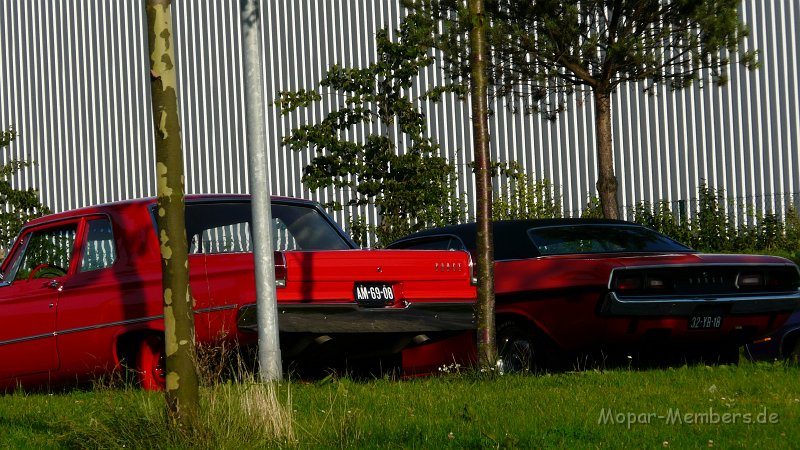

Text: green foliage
xmin=581 ymin=196 xmax=604 ymax=219
xmin=0 ymin=128 xmax=50 ymax=253
xmin=628 ymin=184 xmax=800 ymax=259
xmin=490 ymin=161 xmax=561 ymax=220
xmin=277 ymin=12 xmax=465 ymax=247
xmin=406 ymin=0 xmax=757 ymax=219
xmin=489 ymin=162 xmax=799 ymax=259
xmin=409 ymin=0 xmax=756 ymax=107
xmin=345 ymin=170 xmax=469 ymax=247
xmin=631 ymin=200 xmax=691 ymax=244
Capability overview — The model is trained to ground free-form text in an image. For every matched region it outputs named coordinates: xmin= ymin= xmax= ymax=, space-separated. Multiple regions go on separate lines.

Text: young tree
xmin=276 ymin=12 xmax=465 ymax=246
xmin=468 ymin=0 xmax=498 ymax=370
xmin=0 ymin=128 xmax=50 ymax=254
xmin=407 ymin=0 xmax=757 ymax=219
xmin=145 ymin=0 xmax=200 ymax=429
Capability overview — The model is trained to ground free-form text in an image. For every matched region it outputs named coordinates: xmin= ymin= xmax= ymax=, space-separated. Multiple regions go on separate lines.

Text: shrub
xmin=491 ymin=161 xmax=561 ymax=221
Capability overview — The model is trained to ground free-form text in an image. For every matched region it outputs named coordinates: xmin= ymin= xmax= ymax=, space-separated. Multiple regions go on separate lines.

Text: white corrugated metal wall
xmin=1 ymin=1 xmax=798 ymax=244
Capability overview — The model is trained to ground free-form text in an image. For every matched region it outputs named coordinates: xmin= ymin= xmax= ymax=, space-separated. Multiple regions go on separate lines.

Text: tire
xmin=497 ymin=320 xmax=538 ymax=374
xmin=137 ymin=335 xmax=166 ymax=391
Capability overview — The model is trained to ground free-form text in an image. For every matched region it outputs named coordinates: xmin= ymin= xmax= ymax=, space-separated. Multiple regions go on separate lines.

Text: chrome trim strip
xmin=196 ymin=304 xmax=238 ymax=314
xmin=607 ymin=263 xmax=798 ymax=290
xmin=57 ymin=315 xmax=163 ymax=336
xmin=0 ymin=305 xmax=238 ymax=347
xmin=0 ymin=332 xmax=56 ymax=346
xmin=601 ymin=291 xmax=800 ymax=317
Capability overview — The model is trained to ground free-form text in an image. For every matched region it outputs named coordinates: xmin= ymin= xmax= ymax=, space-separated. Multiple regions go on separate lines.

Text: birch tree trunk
xmin=145 ymin=0 xmax=200 ymax=429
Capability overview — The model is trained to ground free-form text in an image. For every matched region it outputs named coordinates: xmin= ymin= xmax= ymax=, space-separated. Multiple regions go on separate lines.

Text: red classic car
xmin=0 ymin=195 xmax=476 ymax=391
xmin=389 ymin=219 xmax=800 ymax=371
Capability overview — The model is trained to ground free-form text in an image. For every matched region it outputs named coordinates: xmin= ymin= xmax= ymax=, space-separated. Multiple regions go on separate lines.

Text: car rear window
xmin=527 ymin=224 xmax=692 ymax=256
xmin=387 ymin=235 xmax=466 ymax=251
xmin=181 ymin=201 xmax=353 ymax=254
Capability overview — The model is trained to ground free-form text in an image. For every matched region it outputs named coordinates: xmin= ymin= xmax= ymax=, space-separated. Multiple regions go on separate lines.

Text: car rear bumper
xmin=600 ymin=291 xmax=800 ymax=316
xmin=236 ymin=302 xmax=476 ymax=334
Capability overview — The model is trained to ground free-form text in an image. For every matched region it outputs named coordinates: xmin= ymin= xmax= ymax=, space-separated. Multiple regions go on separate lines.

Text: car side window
xmin=192 ymin=222 xmax=253 ymax=254
xmin=79 ymin=218 xmax=117 ymax=272
xmin=272 ymin=218 xmax=299 ymax=251
xmin=7 ymin=225 xmax=77 ymax=281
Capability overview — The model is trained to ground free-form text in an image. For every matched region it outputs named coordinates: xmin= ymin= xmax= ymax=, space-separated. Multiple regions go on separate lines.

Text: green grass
xmin=2 ymin=362 xmax=798 ymax=449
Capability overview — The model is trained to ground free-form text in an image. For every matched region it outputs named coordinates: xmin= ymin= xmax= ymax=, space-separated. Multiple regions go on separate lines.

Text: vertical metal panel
xmin=0 ymin=1 xmax=798 ymax=244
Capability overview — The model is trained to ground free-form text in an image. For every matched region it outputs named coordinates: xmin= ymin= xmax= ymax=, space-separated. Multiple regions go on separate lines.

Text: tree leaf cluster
xmin=276 ymin=11 xmax=466 ymax=246
xmin=487 ymin=161 xmax=562 ymax=220
xmin=404 ymin=0 xmax=756 ymax=220
xmin=631 ymin=182 xmax=800 ymax=257
xmin=0 ymin=128 xmax=50 ymax=254
xmin=493 ymin=162 xmax=800 ymax=261
xmin=409 ymin=0 xmax=756 ymax=108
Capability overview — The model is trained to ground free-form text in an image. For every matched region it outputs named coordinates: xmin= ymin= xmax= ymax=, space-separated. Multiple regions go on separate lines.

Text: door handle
xmin=44 ymin=280 xmax=63 ymax=291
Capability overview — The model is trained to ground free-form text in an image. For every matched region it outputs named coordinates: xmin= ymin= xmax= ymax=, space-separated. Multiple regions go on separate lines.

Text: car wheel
xmin=137 ymin=335 xmax=166 ymax=391
xmin=497 ymin=320 xmax=537 ymax=374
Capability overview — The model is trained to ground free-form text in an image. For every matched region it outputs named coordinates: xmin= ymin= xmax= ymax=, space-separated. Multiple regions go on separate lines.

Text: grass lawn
xmin=1 ymin=361 xmax=797 ymax=449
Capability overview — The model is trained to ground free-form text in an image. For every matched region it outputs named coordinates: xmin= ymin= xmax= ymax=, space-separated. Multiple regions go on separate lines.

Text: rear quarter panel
xmin=494 ymin=256 xmax=618 ymax=349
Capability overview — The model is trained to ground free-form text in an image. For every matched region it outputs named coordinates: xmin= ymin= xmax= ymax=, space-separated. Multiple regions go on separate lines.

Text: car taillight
xmin=274 ymin=251 xmax=287 ymax=287
xmin=645 ymin=276 xmax=668 ymax=289
xmin=616 ymin=275 xmax=643 ymax=291
xmin=615 ymin=273 xmax=670 ymax=293
xmin=736 ymin=272 xmax=763 ymax=288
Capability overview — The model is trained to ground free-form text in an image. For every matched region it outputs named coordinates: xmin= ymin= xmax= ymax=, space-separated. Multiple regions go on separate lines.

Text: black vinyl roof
xmin=390 ymin=219 xmax=689 ymax=260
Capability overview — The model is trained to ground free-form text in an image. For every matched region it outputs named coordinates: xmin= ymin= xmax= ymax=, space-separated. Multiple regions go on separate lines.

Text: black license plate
xmin=354 ymin=283 xmax=396 ymax=307
xmin=688 ymin=315 xmax=723 ymax=329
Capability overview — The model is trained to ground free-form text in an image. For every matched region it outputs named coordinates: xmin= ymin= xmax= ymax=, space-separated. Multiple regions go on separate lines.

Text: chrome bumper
xmin=600 ymin=291 xmax=800 ymax=316
xmin=236 ymin=302 xmax=476 ymax=334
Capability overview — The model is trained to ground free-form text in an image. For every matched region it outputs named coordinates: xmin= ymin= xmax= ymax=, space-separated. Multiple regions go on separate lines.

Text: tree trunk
xmin=468 ymin=0 xmax=497 ymax=368
xmin=593 ymin=89 xmax=620 ymax=219
xmin=145 ymin=0 xmax=200 ymax=429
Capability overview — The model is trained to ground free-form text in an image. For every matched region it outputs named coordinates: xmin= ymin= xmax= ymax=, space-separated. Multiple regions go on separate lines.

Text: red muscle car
xmin=389 ymin=219 xmax=800 ymax=371
xmin=0 ymin=195 xmax=476 ymax=391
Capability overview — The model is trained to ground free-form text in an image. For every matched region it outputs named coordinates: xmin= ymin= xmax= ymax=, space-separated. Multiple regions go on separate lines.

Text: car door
xmin=0 ymin=220 xmax=79 ymax=380
xmin=52 ymin=216 xmax=120 ymax=366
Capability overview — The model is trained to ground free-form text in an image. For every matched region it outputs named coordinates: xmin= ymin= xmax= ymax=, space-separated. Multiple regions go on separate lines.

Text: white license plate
xmin=353 ymin=283 xmax=395 ymax=306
